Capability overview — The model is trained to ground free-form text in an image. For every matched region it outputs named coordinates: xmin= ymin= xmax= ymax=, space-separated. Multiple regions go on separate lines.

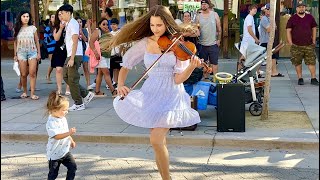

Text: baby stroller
xmin=215 ymin=42 xmax=284 ymax=116
xmin=235 ymin=42 xmax=284 ymax=115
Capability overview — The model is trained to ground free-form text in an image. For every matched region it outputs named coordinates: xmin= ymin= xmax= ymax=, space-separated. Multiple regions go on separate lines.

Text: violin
xmin=157 ymin=34 xmax=210 ymax=71
xmin=119 ymin=34 xmax=209 ymax=100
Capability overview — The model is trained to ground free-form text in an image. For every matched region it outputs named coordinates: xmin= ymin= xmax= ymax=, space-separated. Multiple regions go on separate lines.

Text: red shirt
xmin=286 ymin=13 xmax=317 ymax=46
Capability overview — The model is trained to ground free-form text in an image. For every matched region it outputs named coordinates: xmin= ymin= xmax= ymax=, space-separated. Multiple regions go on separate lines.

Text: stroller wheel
xmin=249 ymin=102 xmax=263 ymax=116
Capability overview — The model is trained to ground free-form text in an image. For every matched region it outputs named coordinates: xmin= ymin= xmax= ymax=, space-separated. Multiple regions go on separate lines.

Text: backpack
xmin=44 ymin=26 xmax=54 ymax=44
xmin=44 ymin=26 xmax=56 ymax=53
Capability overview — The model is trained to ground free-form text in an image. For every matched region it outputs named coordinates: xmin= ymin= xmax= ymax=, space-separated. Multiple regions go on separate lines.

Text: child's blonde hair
xmin=45 ymin=91 xmax=69 ymax=116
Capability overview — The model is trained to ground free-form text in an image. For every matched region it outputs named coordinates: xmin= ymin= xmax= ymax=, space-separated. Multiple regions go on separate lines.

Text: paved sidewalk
xmin=2 ymin=141 xmax=319 ymax=179
xmin=1 ymin=59 xmax=319 ymax=149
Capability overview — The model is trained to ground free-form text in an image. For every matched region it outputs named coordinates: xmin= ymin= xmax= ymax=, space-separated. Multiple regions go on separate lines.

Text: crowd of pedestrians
xmin=3 ymin=5 xmax=123 ymax=106
xmin=238 ymin=1 xmax=318 ymax=85
xmin=2 ymin=1 xmax=317 ymax=105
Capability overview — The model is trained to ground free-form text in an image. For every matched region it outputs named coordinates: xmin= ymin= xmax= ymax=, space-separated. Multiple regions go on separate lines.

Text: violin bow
xmin=119 ymin=34 xmax=184 ymax=100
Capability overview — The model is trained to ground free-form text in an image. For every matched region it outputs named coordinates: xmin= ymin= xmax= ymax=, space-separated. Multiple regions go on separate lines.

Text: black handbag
xmin=110 ymin=54 xmax=122 ymax=63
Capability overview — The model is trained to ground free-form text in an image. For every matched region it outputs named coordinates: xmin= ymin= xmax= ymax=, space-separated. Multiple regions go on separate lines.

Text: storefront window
xmin=105 ymin=0 xmax=148 ymax=28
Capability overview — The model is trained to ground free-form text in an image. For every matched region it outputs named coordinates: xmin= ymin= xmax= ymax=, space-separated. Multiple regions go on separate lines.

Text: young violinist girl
xmin=108 ymin=5 xmax=201 ymax=180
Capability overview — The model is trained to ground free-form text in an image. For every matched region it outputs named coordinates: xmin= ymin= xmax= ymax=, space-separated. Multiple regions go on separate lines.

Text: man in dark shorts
xmin=286 ymin=1 xmax=318 ymax=85
xmin=196 ymin=0 xmax=221 ymax=79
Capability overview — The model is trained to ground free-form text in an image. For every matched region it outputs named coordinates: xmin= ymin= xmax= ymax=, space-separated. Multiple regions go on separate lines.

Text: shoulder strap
xmin=98 ymin=28 xmax=102 ymax=39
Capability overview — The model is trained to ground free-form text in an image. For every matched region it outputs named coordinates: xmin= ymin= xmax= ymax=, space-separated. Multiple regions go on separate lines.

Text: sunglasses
xmin=102 ymin=23 xmax=108 ymax=26
xmin=266 ymin=8 xmax=270 ymax=10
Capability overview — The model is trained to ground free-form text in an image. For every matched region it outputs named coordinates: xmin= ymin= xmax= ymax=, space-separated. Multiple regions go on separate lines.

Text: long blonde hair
xmin=105 ymin=5 xmax=181 ymax=50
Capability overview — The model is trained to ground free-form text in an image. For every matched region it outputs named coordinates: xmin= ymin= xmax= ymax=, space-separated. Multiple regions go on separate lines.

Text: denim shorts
xmin=17 ymin=51 xmax=37 ymax=61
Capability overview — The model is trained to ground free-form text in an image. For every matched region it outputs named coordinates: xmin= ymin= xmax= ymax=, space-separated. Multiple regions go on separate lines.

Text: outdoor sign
xmin=183 ymin=2 xmax=201 ymax=12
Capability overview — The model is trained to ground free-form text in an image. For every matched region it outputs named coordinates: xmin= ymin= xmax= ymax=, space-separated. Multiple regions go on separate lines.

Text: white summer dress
xmin=113 ymin=37 xmax=201 ymax=128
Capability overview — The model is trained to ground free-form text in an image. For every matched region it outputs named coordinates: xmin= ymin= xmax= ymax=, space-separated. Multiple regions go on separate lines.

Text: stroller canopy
xmin=243 ymin=43 xmax=266 ymax=67
xmin=235 ymin=42 xmax=266 ymax=67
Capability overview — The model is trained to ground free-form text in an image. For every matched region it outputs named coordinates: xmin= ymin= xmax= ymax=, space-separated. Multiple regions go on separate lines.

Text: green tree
xmin=40 ymin=0 xmax=78 ymax=20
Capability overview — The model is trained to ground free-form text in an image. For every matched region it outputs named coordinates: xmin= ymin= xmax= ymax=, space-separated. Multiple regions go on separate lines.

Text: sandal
xmin=271 ymin=73 xmax=284 ymax=77
xmin=31 ymin=95 xmax=39 ymax=100
xmin=95 ymin=91 xmax=106 ymax=97
xmin=20 ymin=93 xmax=28 ymax=99
xmin=111 ymin=90 xmax=117 ymax=98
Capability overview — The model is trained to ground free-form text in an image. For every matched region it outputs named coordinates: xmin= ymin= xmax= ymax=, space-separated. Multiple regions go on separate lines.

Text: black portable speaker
xmin=217 ymin=83 xmax=245 ymax=132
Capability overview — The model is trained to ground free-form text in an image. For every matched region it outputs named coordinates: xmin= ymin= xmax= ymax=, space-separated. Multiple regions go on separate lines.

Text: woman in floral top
xmin=13 ymin=10 xmax=41 ymax=100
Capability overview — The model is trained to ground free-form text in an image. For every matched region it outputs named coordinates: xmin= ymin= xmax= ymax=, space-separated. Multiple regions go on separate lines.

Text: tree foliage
xmin=40 ymin=0 xmax=80 ymax=20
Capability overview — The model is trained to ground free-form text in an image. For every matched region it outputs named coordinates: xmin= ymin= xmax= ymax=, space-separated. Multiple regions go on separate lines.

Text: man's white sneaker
xmin=69 ymin=103 xmax=85 ymax=111
xmin=83 ymin=91 xmax=94 ymax=105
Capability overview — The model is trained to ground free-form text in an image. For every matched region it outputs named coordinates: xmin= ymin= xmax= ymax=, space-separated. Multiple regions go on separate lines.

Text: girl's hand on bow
xmin=117 ymin=85 xmax=131 ymax=98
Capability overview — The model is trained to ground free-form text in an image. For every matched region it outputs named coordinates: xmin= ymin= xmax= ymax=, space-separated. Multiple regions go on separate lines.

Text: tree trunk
xmin=222 ymin=0 xmax=229 ymax=58
xmin=261 ymin=0 xmax=276 ymax=120
xmin=42 ymin=0 xmax=50 ymax=20
xmin=92 ymin=0 xmax=99 ymax=29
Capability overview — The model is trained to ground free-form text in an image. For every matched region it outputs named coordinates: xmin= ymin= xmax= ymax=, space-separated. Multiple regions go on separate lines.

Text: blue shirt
xmin=259 ymin=16 xmax=270 ymax=44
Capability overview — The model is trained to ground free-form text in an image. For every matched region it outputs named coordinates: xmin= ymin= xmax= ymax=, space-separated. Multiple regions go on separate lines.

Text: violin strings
xmin=178 ymin=43 xmax=193 ymax=56
xmin=179 ymin=44 xmax=192 ymax=55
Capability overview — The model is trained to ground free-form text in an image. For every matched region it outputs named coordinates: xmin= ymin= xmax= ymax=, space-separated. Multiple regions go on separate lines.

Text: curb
xmin=1 ymin=131 xmax=318 ymax=150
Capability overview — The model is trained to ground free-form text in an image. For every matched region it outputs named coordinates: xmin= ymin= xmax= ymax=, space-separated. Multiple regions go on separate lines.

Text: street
xmin=1 ymin=141 xmax=319 ymax=180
